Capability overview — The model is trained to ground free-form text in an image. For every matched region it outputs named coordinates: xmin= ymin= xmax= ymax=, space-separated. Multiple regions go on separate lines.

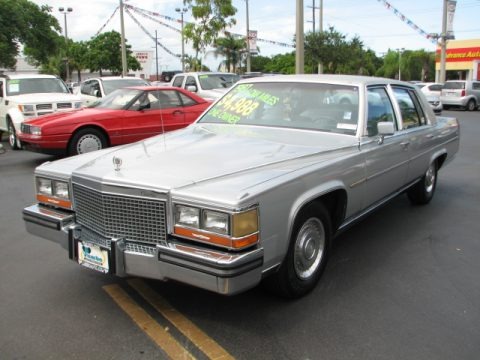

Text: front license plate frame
xmin=77 ymin=241 xmax=110 ymax=273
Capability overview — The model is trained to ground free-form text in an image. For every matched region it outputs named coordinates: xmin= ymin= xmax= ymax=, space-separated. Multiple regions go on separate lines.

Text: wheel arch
xmin=288 ymin=183 xmax=348 ymax=241
xmin=67 ymin=124 xmax=110 ymax=150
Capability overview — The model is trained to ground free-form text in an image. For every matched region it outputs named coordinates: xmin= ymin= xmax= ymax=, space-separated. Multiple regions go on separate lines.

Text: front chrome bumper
xmin=23 ymin=204 xmax=264 ymax=295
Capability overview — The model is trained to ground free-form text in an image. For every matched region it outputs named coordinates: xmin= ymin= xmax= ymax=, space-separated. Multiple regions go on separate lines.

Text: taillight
xmin=461 ymin=90 xmax=466 ymax=97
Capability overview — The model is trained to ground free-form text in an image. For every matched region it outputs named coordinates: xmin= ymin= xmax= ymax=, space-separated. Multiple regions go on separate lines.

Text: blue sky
xmin=32 ymin=0 xmax=480 ymax=72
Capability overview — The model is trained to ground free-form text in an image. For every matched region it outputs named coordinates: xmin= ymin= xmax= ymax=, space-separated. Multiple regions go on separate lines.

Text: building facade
xmin=436 ymin=39 xmax=480 ymax=81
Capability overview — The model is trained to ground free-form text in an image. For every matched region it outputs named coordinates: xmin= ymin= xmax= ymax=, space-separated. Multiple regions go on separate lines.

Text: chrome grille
xmin=73 ymin=184 xmax=167 ymax=245
xmin=36 ymin=104 xmax=52 ymax=110
xmin=21 ymin=124 xmax=31 ymax=134
xmin=57 ymin=102 xmax=72 ymax=109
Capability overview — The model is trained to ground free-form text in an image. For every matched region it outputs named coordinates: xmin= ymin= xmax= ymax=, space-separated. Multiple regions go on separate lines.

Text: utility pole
xmin=119 ymin=0 xmax=128 ymax=77
xmin=155 ymin=30 xmax=159 ymax=81
xmin=245 ymin=0 xmax=251 ymax=73
xmin=439 ymin=0 xmax=447 ymax=83
xmin=318 ymin=0 xmax=324 ymax=74
xmin=295 ymin=0 xmax=304 ymax=74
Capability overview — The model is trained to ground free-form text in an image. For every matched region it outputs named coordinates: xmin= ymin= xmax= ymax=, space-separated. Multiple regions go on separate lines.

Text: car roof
xmin=239 ymin=74 xmax=414 ymax=88
xmin=82 ymin=76 xmax=147 ymax=82
xmin=2 ymin=74 xmax=59 ymax=80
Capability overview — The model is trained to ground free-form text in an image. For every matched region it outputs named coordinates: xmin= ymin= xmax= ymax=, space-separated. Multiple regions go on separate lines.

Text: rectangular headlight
xmin=52 ymin=181 xmax=70 ymax=200
xmin=30 ymin=126 xmax=42 ymax=135
xmin=36 ymin=177 xmax=52 ymax=195
xmin=19 ymin=104 xmax=35 ymax=113
xmin=175 ymin=205 xmax=200 ymax=228
xmin=203 ymin=210 xmax=229 ymax=235
xmin=74 ymin=102 xmax=83 ymax=109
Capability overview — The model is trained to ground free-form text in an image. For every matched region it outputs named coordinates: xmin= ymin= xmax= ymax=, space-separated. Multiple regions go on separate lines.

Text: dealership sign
xmin=436 ymin=47 xmax=480 ymax=63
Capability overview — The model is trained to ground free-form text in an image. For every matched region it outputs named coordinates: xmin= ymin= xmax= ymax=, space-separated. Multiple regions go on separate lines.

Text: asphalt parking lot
xmin=1 ymin=110 xmax=479 ymax=360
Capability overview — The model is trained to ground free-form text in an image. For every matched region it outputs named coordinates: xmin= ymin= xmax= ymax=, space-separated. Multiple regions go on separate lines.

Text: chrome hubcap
xmin=77 ymin=134 xmax=102 ymax=154
xmin=294 ymin=217 xmax=325 ymax=280
xmin=425 ymin=164 xmax=436 ymax=194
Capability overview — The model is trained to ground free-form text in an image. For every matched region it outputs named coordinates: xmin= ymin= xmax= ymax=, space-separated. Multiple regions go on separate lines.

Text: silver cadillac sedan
xmin=23 ymin=75 xmax=460 ymax=298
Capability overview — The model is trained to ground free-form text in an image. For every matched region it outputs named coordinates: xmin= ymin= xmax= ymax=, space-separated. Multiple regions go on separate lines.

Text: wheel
xmin=265 ymin=203 xmax=331 ymax=298
xmin=8 ymin=120 xmax=21 ymax=150
xmin=466 ymin=99 xmax=476 ymax=111
xmin=407 ymin=162 xmax=437 ymax=205
xmin=68 ymin=128 xmax=107 ymax=155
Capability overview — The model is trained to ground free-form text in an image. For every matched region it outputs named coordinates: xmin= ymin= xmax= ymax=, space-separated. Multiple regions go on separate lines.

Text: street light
xmin=58 ymin=7 xmax=73 ymax=83
xmin=175 ymin=7 xmax=187 ymax=72
xmin=397 ymin=47 xmax=405 ymax=81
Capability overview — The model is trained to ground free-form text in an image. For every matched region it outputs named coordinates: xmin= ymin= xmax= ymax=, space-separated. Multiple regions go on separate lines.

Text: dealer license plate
xmin=77 ymin=241 xmax=109 ymax=273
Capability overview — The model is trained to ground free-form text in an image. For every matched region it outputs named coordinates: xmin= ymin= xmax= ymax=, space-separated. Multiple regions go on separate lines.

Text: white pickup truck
xmin=170 ymin=72 xmax=239 ymax=100
xmin=0 ymin=74 xmax=82 ymax=149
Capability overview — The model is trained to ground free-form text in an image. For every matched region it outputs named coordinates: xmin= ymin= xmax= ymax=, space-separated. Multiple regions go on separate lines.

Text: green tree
xmin=183 ymin=0 xmax=237 ymax=63
xmin=86 ymin=31 xmax=141 ymax=75
xmin=250 ymin=55 xmax=271 ymax=72
xmin=264 ymin=53 xmax=296 ymax=74
xmin=0 ymin=0 xmax=61 ymax=68
xmin=214 ymin=33 xmax=245 ymax=73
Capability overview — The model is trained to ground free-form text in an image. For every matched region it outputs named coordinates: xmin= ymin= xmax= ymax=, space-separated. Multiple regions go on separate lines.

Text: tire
xmin=8 ymin=120 xmax=21 ymax=150
xmin=68 ymin=128 xmax=107 ymax=155
xmin=265 ymin=203 xmax=331 ymax=298
xmin=407 ymin=162 xmax=437 ymax=205
xmin=466 ymin=99 xmax=476 ymax=111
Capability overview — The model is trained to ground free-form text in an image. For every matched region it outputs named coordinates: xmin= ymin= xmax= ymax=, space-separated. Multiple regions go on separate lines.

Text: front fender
xmin=7 ymin=107 xmax=26 ymax=129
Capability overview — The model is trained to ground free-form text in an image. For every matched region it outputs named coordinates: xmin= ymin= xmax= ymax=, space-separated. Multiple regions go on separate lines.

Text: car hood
xmin=8 ymin=92 xmax=81 ymax=103
xmin=198 ymin=88 xmax=229 ymax=100
xmin=25 ymin=108 xmax=119 ymax=127
xmin=38 ymin=124 xmax=358 ymax=202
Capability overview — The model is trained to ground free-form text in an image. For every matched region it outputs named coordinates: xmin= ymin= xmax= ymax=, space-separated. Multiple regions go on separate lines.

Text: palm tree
xmin=214 ymin=33 xmax=246 ymax=73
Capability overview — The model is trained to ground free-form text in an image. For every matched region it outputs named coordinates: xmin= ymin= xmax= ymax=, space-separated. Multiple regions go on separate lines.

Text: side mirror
xmin=433 ymin=108 xmax=442 ymax=115
xmin=377 ymin=121 xmax=394 ymax=136
xmin=94 ymin=89 xmax=101 ymax=98
xmin=186 ymin=85 xmax=197 ymax=93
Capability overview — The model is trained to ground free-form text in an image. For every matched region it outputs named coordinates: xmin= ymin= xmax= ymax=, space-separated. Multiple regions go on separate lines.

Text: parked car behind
xmin=0 ymin=74 xmax=82 ymax=150
xmin=23 ymin=75 xmax=460 ymax=298
xmin=416 ymin=82 xmax=443 ymax=97
xmin=440 ymin=80 xmax=480 ymax=111
xmin=19 ymin=86 xmax=211 ymax=156
xmin=76 ymin=76 xmax=150 ymax=106
xmin=160 ymin=70 xmax=182 ymax=82
xmin=171 ymin=72 xmax=240 ymax=100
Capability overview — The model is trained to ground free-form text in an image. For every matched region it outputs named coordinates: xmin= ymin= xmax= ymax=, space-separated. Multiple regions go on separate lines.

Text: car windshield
xmin=101 ymin=79 xmax=149 ymax=95
xmin=198 ymin=74 xmax=240 ymax=90
xmin=199 ymin=82 xmax=360 ymax=135
xmin=6 ymin=78 xmax=69 ymax=96
xmin=443 ymin=82 xmax=465 ymax=90
xmin=93 ymin=88 xmax=143 ymax=110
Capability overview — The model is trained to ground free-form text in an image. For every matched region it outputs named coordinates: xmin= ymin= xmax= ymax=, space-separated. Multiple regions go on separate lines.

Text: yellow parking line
xmin=103 ymin=284 xmax=195 ymax=360
xmin=128 ymin=278 xmax=235 ymax=360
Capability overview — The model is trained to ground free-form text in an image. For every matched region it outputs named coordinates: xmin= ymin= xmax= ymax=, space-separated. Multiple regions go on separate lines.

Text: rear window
xmin=443 ymin=82 xmax=465 ymax=90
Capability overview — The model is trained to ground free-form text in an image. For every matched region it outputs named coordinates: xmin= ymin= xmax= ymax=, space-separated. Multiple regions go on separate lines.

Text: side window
xmin=155 ymin=90 xmax=182 ymax=109
xmin=185 ymin=76 xmax=197 ymax=88
xmin=0 ymin=81 xmax=4 ymax=98
xmin=430 ymin=84 xmax=443 ymax=91
xmin=90 ymin=81 xmax=101 ymax=97
xmin=178 ymin=92 xmax=197 ymax=106
xmin=366 ymin=87 xmax=396 ymax=136
xmin=472 ymin=82 xmax=480 ymax=90
xmin=172 ymin=76 xmax=184 ymax=88
xmin=392 ymin=87 xmax=426 ymax=129
xmin=80 ymin=81 xmax=91 ymax=95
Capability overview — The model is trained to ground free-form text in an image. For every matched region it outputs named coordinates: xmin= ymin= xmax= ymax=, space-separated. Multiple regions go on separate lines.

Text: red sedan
xmin=19 ymin=86 xmax=211 ymax=155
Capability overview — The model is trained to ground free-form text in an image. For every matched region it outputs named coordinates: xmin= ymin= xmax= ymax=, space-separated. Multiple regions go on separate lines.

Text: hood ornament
xmin=113 ymin=156 xmax=122 ymax=172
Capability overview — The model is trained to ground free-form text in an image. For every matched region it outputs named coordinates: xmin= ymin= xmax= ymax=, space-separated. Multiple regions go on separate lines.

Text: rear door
xmin=391 ymin=86 xmax=436 ymax=183
xmin=362 ymin=86 xmax=410 ymax=206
